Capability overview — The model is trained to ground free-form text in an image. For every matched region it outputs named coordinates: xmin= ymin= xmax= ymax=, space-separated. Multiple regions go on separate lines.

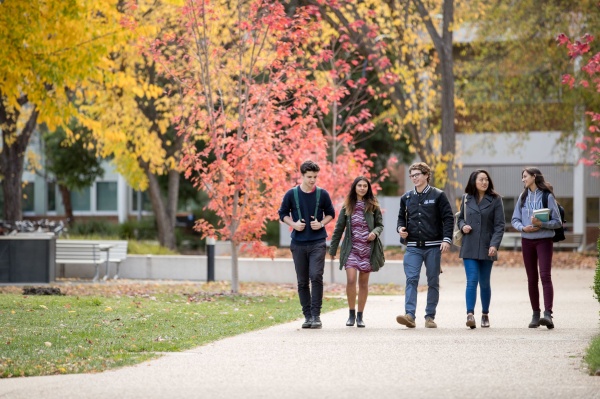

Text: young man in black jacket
xmin=278 ymin=160 xmax=335 ymax=329
xmin=396 ymin=162 xmax=454 ymax=328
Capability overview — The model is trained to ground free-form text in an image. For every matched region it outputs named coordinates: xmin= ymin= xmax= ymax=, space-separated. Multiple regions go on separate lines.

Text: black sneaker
xmin=311 ymin=316 xmax=322 ymax=329
xmin=302 ymin=317 xmax=313 ymax=329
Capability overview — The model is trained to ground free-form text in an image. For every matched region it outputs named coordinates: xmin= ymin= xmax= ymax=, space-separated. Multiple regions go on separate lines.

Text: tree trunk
xmin=0 ymin=100 xmax=39 ymax=223
xmin=412 ymin=0 xmax=457 ymax=209
xmin=230 ymin=240 xmax=239 ymax=293
xmin=145 ymin=169 xmax=178 ymax=250
xmin=58 ymin=183 xmax=75 ymax=224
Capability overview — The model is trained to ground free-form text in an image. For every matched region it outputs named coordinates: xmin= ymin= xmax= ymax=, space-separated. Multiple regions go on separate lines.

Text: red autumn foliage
xmin=558 ymin=31 xmax=600 ymax=173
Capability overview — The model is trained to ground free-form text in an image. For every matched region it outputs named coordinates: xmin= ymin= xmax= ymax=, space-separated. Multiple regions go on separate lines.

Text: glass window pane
xmin=47 ymin=182 xmax=56 ymax=212
xmin=22 ymin=182 xmax=34 ymax=212
xmin=503 ymin=197 xmax=515 ymax=228
xmin=587 ymin=198 xmax=599 ymax=224
xmin=96 ymin=182 xmax=118 ymax=211
xmin=556 ymin=198 xmax=573 ymax=224
xmin=71 ymin=187 xmax=91 ymax=211
xmin=132 ymin=190 xmax=153 ymax=212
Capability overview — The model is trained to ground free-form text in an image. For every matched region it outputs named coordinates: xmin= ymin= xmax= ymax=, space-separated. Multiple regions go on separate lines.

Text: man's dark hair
xmin=300 ymin=160 xmax=320 ymax=174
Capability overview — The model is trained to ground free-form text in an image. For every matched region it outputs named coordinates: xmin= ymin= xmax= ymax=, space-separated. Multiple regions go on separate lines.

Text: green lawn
xmin=0 ymin=284 xmax=346 ymax=378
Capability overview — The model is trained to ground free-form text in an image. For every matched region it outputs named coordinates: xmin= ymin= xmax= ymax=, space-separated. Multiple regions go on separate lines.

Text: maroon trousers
xmin=521 ymin=237 xmax=554 ymax=313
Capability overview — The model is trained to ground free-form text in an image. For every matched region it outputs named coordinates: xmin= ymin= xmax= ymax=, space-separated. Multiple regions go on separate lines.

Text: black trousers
xmin=290 ymin=241 xmax=326 ymax=317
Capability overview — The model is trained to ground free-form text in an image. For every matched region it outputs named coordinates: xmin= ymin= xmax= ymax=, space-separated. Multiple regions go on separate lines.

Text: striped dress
xmin=345 ymin=200 xmax=372 ymax=273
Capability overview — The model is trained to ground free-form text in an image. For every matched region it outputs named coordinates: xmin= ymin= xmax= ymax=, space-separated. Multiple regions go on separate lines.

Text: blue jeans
xmin=463 ymin=258 xmax=493 ymax=314
xmin=290 ymin=241 xmax=326 ymax=318
xmin=403 ymin=246 xmax=441 ymax=320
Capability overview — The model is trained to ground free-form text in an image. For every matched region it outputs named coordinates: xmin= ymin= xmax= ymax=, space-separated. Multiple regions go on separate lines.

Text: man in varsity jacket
xmin=396 ymin=162 xmax=454 ymax=329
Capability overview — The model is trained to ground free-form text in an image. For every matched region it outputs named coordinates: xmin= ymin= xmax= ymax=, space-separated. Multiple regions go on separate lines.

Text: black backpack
xmin=542 ymin=191 xmax=566 ymax=242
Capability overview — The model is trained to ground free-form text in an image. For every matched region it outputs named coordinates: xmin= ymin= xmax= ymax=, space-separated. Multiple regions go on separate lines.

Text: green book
xmin=533 ymin=208 xmax=551 ymax=222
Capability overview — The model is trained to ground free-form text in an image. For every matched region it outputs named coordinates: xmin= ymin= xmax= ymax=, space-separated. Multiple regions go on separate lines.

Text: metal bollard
xmin=206 ymin=237 xmax=215 ymax=282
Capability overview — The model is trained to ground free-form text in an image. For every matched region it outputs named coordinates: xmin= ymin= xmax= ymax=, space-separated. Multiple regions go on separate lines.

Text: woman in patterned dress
xmin=329 ymin=177 xmax=385 ymax=328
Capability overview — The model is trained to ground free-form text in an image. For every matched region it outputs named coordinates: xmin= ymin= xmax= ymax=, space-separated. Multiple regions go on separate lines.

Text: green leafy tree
xmin=42 ymin=121 xmax=104 ymax=223
xmin=301 ymin=0 xmax=459 ymax=203
xmin=458 ymin=0 xmax=600 ymax=135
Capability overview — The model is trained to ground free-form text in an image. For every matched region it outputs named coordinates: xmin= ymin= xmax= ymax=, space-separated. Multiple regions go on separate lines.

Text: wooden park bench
xmin=553 ymin=233 xmax=584 ymax=251
xmin=98 ymin=240 xmax=128 ymax=280
xmin=56 ymin=240 xmax=107 ymax=282
xmin=499 ymin=232 xmax=584 ymax=252
xmin=500 ymin=232 xmax=522 ymax=251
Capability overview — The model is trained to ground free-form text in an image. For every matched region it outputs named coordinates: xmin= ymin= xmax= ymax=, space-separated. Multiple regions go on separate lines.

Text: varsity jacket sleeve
xmin=438 ymin=191 xmax=454 ymax=244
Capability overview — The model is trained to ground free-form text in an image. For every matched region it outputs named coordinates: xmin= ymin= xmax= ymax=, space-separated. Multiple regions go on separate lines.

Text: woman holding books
xmin=329 ymin=176 xmax=385 ymax=328
xmin=511 ymin=167 xmax=563 ymax=329
xmin=456 ymin=170 xmax=505 ymax=329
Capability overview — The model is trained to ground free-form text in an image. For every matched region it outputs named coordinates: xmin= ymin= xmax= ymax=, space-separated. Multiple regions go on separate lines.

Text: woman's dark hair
xmin=344 ymin=176 xmax=379 ymax=215
xmin=519 ymin=166 xmax=554 ymax=207
xmin=464 ymin=169 xmax=499 ymax=198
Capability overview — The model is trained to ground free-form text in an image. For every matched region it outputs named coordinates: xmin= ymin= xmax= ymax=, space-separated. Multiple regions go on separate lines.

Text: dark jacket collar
xmin=413 ymin=185 xmax=431 ymax=195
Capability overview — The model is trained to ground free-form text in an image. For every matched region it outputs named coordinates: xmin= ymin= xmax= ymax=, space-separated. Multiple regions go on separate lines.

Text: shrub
xmin=68 ymin=220 xmax=119 ymax=237
xmin=118 ymin=218 xmax=158 ymax=240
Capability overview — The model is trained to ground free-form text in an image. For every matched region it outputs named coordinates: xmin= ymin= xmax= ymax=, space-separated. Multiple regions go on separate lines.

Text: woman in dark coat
xmin=457 ymin=170 xmax=505 ymax=329
xmin=329 ymin=176 xmax=384 ymax=328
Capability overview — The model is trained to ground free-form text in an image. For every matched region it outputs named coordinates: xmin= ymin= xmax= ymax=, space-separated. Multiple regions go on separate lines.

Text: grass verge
xmin=0 ymin=282 xmax=346 ymax=378
xmin=585 ymin=334 xmax=600 ymax=376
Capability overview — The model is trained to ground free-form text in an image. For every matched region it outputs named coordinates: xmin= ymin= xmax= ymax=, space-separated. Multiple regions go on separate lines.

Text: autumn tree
xmin=84 ymin=0 xmax=185 ymax=249
xmin=305 ymin=25 xmax=395 ymax=216
xmin=146 ymin=0 xmax=339 ymax=292
xmin=0 ymin=0 xmax=119 ymax=222
xmin=558 ymin=32 xmax=600 ymax=174
xmin=302 ymin=0 xmax=459 ymax=204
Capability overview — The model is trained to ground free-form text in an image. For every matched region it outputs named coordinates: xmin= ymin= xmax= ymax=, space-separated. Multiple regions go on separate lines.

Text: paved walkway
xmin=1 ymin=266 xmax=599 ymax=399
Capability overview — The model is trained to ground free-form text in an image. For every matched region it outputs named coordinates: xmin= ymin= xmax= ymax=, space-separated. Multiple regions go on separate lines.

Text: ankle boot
xmin=539 ymin=310 xmax=554 ymax=329
xmin=529 ymin=311 xmax=541 ymax=328
xmin=346 ymin=309 xmax=356 ymax=326
xmin=356 ymin=312 xmax=365 ymax=328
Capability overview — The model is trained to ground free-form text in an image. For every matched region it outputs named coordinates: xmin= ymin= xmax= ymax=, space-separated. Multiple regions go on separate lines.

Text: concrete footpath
xmin=1 ymin=266 xmax=599 ymax=399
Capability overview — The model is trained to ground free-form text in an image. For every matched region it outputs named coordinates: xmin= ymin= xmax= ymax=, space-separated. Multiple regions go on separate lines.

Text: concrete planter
xmin=59 ymin=255 xmax=430 ymax=286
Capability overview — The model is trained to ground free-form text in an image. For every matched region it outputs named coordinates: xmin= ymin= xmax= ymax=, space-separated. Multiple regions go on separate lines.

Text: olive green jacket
xmin=328 ymin=205 xmax=385 ymax=271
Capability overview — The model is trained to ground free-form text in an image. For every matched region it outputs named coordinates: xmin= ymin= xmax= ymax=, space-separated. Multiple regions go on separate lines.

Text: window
xmin=503 ymin=197 xmax=515 ymax=228
xmin=132 ymin=190 xmax=153 ymax=212
xmin=71 ymin=187 xmax=91 ymax=211
xmin=556 ymin=198 xmax=573 ymax=225
xmin=22 ymin=182 xmax=34 ymax=212
xmin=47 ymin=182 xmax=56 ymax=212
xmin=587 ymin=198 xmax=599 ymax=224
xmin=96 ymin=182 xmax=117 ymax=211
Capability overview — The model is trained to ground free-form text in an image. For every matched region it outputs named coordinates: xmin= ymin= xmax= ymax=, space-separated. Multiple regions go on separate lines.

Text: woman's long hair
xmin=464 ymin=169 xmax=499 ymax=198
xmin=519 ymin=167 xmax=554 ymax=207
xmin=344 ymin=176 xmax=379 ymax=215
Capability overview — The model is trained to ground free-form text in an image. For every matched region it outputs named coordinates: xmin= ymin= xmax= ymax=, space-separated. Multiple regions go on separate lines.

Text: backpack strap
xmin=542 ymin=190 xmax=549 ymax=209
xmin=293 ymin=186 xmax=321 ymax=221
xmin=293 ymin=186 xmax=302 ymax=221
xmin=314 ymin=187 xmax=321 ymax=220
